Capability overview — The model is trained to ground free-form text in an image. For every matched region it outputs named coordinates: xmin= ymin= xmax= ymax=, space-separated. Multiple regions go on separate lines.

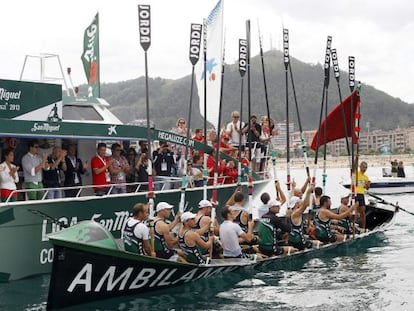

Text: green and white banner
xmin=0 ymin=79 xmax=61 ymax=120
xmin=81 ymin=13 xmax=100 ymax=98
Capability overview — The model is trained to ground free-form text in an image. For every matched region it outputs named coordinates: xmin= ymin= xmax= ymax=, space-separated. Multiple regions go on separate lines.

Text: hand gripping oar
xmin=366 ymin=191 xmax=413 ymax=216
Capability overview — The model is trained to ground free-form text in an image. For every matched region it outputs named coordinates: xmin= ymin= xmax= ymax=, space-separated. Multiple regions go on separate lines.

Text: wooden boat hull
xmin=46 ymin=202 xmax=397 ymax=310
xmin=0 ymin=179 xmax=268 ymax=283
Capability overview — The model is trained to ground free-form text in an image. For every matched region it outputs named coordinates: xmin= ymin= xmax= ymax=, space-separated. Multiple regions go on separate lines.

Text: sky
xmin=1 ymin=0 xmax=413 ymax=103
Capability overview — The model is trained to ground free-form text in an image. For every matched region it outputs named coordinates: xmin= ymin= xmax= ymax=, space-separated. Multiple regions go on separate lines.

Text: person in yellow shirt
xmin=356 ymin=161 xmax=371 ymax=230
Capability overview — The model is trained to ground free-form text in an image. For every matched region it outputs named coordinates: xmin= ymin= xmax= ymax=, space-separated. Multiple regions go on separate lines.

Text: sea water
xmin=1 ymin=166 xmax=414 ymax=310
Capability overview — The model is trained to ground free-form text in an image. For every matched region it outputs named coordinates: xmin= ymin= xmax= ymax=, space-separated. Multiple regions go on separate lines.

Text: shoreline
xmin=273 ymin=154 xmax=414 ymax=169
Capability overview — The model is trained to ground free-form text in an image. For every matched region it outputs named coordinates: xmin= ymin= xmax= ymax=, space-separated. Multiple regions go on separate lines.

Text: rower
xmin=122 ymin=203 xmax=155 ymax=257
xmin=178 ymin=212 xmax=213 ymax=264
xmin=194 ymin=199 xmax=220 ymax=256
xmin=314 ymin=195 xmax=358 ymax=243
xmin=258 ymin=199 xmax=295 ymax=256
xmin=219 ymin=205 xmax=254 ymax=258
xmin=288 ymin=184 xmax=317 ymax=250
xmin=226 ymin=189 xmax=259 ymax=244
xmin=153 ymin=202 xmax=180 ymax=260
xmin=332 ymin=193 xmax=354 ymax=235
xmin=257 ymin=180 xmax=286 ymax=219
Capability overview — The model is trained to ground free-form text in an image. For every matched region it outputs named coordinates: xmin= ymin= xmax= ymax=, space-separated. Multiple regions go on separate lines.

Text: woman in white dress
xmin=0 ymin=148 xmax=19 ymax=202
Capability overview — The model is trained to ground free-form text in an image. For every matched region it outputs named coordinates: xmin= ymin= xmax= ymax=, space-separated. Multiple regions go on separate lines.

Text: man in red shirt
xmin=91 ymin=143 xmax=114 ymax=196
xmin=207 ymin=149 xmax=226 ymax=185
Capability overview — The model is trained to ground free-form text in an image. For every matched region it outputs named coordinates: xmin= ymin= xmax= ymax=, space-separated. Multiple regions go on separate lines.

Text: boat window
xmin=63 ymin=105 xmax=104 ymax=121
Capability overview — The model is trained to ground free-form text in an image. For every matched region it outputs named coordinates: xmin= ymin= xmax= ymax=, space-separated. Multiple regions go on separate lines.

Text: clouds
xmin=0 ymin=0 xmax=413 ymax=103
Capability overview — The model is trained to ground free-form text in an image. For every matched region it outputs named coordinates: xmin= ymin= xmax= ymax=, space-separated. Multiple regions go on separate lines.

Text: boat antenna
xmin=238 ymin=38 xmax=247 ymax=186
xmin=246 ymin=19 xmax=253 ymax=219
xmin=179 ymin=23 xmax=203 ymax=214
xmin=283 ymin=28 xmax=291 ymax=201
xmin=137 ymin=5 xmax=154 ymax=218
xmin=312 ymin=36 xmax=332 ymax=194
xmin=322 ymin=37 xmax=332 ymax=194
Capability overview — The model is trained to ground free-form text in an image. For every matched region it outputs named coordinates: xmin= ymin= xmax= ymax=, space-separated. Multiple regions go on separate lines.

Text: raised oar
xmin=138 ymin=5 xmax=154 ymax=218
xmin=202 ymin=18 xmax=208 ymax=146
xmin=238 ymin=38 xmax=247 ymax=186
xmin=138 ymin=5 xmax=156 ymax=255
xmin=331 ymin=49 xmax=351 ymax=162
xmin=288 ymin=48 xmax=310 ymax=179
xmin=366 ymin=192 xmax=413 ymax=216
xmin=179 ymin=23 xmax=203 ymax=214
xmin=283 ymin=28 xmax=291 ymax=200
xmin=322 ymin=36 xmax=332 ymax=194
xmin=246 ymin=20 xmax=253 ymax=219
xmin=312 ymin=36 xmax=332 ymax=193
xmin=349 ymin=56 xmax=357 ymax=237
xmin=258 ymin=22 xmax=272 ymax=173
xmin=209 ymin=205 xmax=216 ymax=261
xmin=212 ymin=40 xmax=226 ymax=205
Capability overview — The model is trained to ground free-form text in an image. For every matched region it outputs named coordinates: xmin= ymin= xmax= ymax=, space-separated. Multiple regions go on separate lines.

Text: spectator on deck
xmin=43 ymin=146 xmax=67 ymax=199
xmin=64 ymin=144 xmax=86 ymax=197
xmin=21 ymin=140 xmax=49 ymax=200
xmin=109 ymin=143 xmax=130 ymax=194
xmin=153 ymin=141 xmax=175 ymax=190
xmin=0 ymin=148 xmax=19 ymax=202
xmin=91 ymin=143 xmax=114 ymax=196
xmin=225 ymin=111 xmax=245 ymax=150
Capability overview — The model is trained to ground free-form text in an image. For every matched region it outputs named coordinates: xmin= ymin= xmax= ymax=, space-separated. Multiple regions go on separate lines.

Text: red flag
xmin=310 ymin=91 xmax=360 ymax=150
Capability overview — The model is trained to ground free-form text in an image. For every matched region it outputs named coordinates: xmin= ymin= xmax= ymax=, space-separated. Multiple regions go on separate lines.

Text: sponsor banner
xmin=0 ymin=79 xmax=61 ymax=120
xmin=81 ymin=13 xmax=100 ymax=98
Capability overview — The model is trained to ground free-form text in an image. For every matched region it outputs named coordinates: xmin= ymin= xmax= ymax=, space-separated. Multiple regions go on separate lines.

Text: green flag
xmin=81 ymin=13 xmax=100 ymax=98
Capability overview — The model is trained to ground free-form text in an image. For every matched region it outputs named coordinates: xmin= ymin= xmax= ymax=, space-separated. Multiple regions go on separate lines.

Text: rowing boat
xmin=46 ymin=199 xmax=397 ymax=309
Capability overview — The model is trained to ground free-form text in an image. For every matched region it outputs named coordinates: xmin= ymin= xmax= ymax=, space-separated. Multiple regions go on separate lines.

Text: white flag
xmin=195 ymin=0 xmax=224 ymax=129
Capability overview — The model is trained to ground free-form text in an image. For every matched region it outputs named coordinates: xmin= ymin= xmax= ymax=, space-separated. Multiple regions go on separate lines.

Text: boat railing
xmin=0 ymin=173 xmax=242 ymax=205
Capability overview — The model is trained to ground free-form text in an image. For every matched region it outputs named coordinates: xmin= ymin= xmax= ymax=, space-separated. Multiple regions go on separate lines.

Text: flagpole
xmin=283 ymin=28 xmax=291 ymax=201
xmin=238 ymin=39 xmax=247 ymax=186
xmin=180 ymin=23 xmax=203 ymax=214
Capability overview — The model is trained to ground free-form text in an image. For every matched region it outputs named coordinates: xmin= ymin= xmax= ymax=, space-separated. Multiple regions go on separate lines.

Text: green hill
xmin=83 ymin=50 xmax=414 ymax=132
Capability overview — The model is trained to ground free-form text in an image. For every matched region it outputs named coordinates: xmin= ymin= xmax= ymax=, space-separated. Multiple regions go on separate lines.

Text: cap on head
xmin=181 ymin=212 xmax=197 ymax=223
xmin=156 ymin=202 xmax=174 ymax=212
xmin=268 ymin=199 xmax=282 ymax=208
xmin=198 ymin=199 xmax=212 ymax=209
xmin=341 ymin=192 xmax=351 ymax=199
xmin=288 ymin=196 xmax=300 ymax=209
